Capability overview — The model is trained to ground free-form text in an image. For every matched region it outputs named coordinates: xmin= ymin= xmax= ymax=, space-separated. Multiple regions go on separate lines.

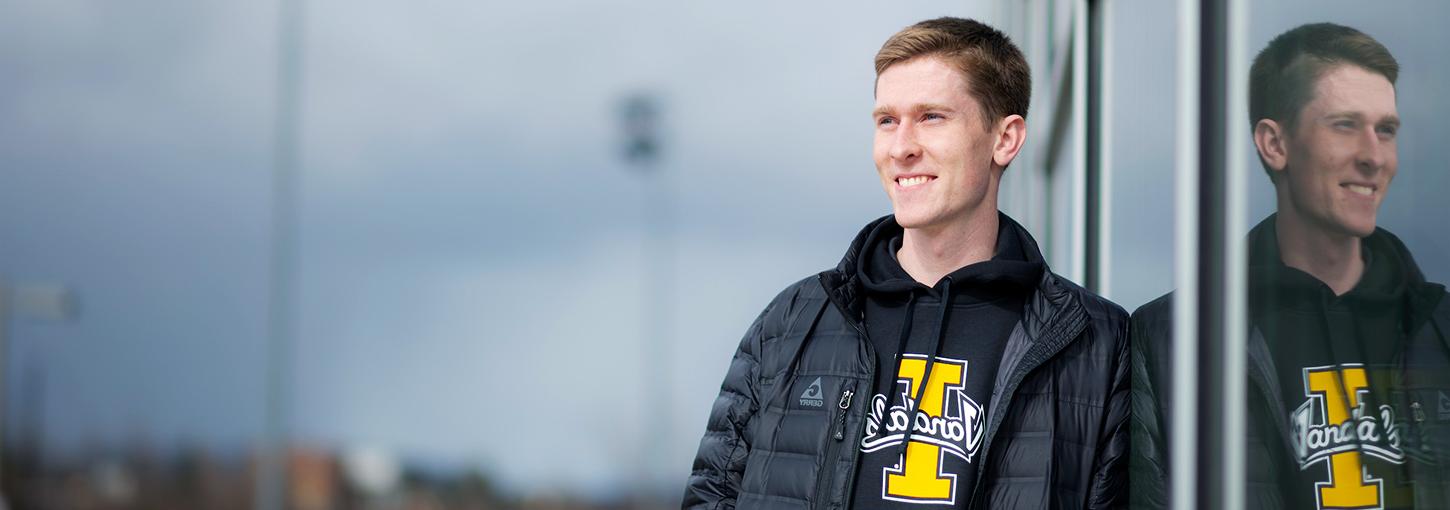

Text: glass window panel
xmin=1235 ymin=2 xmax=1450 ymax=507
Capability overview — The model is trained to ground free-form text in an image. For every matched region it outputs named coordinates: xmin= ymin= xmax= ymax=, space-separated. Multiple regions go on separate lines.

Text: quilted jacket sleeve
xmin=1128 ymin=296 xmax=1173 ymax=510
xmin=681 ymin=300 xmax=773 ymax=509
xmin=1087 ymin=307 xmax=1132 ymax=509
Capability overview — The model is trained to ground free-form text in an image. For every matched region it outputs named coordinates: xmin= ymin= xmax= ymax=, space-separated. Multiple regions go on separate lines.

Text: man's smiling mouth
xmin=897 ymin=175 xmax=936 ymax=188
xmin=1342 ymin=183 xmax=1375 ymax=197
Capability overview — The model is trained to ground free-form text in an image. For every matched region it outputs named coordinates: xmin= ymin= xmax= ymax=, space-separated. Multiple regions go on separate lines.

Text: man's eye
xmin=1334 ymin=120 xmax=1358 ymax=130
xmin=1376 ymin=125 xmax=1398 ymax=137
xmin=877 ymin=117 xmax=896 ymax=127
xmin=923 ymin=113 xmax=945 ymax=121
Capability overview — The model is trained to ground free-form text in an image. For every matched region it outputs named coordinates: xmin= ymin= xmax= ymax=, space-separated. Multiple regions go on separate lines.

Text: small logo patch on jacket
xmin=800 ymin=377 xmax=825 ymax=407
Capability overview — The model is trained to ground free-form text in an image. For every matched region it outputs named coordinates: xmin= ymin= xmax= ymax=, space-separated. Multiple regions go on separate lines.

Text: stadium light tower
xmin=0 ymin=281 xmax=78 ymax=507
xmin=619 ymin=92 xmax=675 ymax=500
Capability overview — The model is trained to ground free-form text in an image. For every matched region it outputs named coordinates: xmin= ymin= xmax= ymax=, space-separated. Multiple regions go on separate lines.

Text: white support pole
xmin=1171 ymin=0 xmax=1201 ymax=508
xmin=1095 ymin=0 xmax=1115 ymax=299
xmin=1070 ymin=0 xmax=1089 ymax=284
xmin=1221 ymin=0 xmax=1249 ymax=505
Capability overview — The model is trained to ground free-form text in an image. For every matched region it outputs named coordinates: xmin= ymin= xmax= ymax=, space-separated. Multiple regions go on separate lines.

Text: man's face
xmin=1278 ymin=64 xmax=1399 ymax=238
xmin=872 ymin=56 xmax=1000 ymax=231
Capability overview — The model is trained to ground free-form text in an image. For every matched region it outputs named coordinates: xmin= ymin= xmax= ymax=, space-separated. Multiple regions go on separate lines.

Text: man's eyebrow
xmin=916 ymin=103 xmax=956 ymax=113
xmin=872 ymin=103 xmax=957 ymax=118
xmin=1322 ymin=110 xmax=1401 ymax=127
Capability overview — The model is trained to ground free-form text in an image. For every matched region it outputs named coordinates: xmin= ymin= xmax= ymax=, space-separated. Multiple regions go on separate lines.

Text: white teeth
xmin=1345 ymin=184 xmax=1373 ymax=196
xmin=898 ymin=176 xmax=930 ymax=187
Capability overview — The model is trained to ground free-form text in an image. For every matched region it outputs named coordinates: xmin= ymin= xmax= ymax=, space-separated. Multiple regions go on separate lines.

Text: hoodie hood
xmin=852 ymin=212 xmax=1049 ymax=301
xmin=1247 ymin=214 xmax=1443 ymax=335
xmin=850 ymin=212 xmax=1044 ymax=299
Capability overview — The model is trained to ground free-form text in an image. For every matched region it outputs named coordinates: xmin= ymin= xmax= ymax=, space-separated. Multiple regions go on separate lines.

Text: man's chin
xmin=891 ymin=210 xmax=932 ymax=230
xmin=1331 ymin=216 xmax=1378 ymax=239
xmin=893 ymin=206 xmax=985 ymax=232
xmin=1348 ymin=224 xmax=1377 ymax=239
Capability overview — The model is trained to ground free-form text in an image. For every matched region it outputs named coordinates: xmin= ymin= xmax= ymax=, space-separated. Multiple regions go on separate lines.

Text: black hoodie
xmin=1129 ymin=216 xmax=1450 ymax=509
xmin=1246 ymin=215 xmax=1448 ymax=509
xmin=849 ymin=213 xmax=1043 ymax=508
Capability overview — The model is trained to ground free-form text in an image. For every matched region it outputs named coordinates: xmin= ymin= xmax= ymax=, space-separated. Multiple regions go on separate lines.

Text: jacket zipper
xmin=966 ymin=321 xmax=1078 ymax=506
xmin=816 ymin=273 xmax=878 ymax=510
xmin=814 ymin=385 xmax=856 ymax=510
xmin=834 ymin=389 xmax=854 ymax=440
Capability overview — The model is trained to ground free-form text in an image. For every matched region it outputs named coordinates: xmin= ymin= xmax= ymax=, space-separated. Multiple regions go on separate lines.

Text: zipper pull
xmin=833 ymin=390 xmax=854 ymax=441
xmin=1412 ymin=401 xmax=1425 ymax=423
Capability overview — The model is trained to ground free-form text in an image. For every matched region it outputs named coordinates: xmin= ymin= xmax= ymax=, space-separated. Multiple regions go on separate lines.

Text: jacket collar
xmin=818 ymin=212 xmax=1086 ymax=352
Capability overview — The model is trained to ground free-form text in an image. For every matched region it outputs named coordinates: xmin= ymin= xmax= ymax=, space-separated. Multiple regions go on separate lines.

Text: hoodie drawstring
xmin=893 ymin=277 xmax=954 ymax=464
xmin=1318 ymin=293 xmax=1380 ymax=461
xmin=882 ymin=292 xmax=917 ymax=431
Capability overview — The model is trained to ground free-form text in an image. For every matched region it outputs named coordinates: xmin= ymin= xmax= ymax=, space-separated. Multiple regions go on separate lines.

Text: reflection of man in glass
xmin=1133 ymin=23 xmax=1450 ymax=509
xmin=683 ymin=17 xmax=1131 ymax=509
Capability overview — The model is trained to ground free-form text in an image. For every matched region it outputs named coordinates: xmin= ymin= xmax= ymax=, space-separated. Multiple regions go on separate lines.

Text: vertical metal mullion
xmin=1070 ymin=0 xmax=1088 ymax=285
xmin=1029 ymin=0 xmax=1050 ymax=239
xmin=1170 ymin=0 xmax=1201 ymax=508
xmin=1084 ymin=0 xmax=1107 ymax=294
xmin=998 ymin=0 xmax=1030 ymax=231
xmin=1221 ymin=0 xmax=1250 ymax=506
xmin=1195 ymin=0 xmax=1232 ymax=508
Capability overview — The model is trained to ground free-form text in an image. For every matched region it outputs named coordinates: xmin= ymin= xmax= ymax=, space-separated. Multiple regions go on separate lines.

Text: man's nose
xmin=1355 ymin=127 xmax=1390 ymax=174
xmin=889 ymin=124 xmax=922 ymax=162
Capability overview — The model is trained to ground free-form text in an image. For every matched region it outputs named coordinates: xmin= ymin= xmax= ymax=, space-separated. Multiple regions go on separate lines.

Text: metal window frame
xmin=1006 ymin=0 xmax=1088 ymax=284
xmin=1173 ymin=0 xmax=1249 ymax=508
xmin=1086 ymin=0 xmax=1110 ymax=295
xmin=1170 ymin=0 xmax=1203 ymax=504
xmin=1223 ymin=0 xmax=1251 ymax=505
xmin=1002 ymin=0 xmax=1250 ymax=507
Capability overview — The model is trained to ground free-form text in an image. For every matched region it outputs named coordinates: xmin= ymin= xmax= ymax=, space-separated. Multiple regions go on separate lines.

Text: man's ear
xmin=1254 ymin=118 xmax=1289 ymax=174
xmin=992 ymin=114 xmax=1027 ymax=168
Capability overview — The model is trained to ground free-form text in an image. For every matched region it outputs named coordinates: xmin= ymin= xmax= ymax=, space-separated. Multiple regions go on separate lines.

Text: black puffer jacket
xmin=683 ymin=214 xmax=1130 ymax=509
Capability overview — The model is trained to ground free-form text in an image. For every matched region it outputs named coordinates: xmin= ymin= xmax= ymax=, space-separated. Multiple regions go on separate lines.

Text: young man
xmin=684 ymin=17 xmax=1129 ymax=509
xmin=1131 ymin=23 xmax=1450 ymax=509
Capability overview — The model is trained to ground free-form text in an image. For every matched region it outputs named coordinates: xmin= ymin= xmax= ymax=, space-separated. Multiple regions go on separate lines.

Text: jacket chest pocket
xmin=742 ymin=373 xmax=861 ymax=501
xmin=754 ymin=374 xmax=857 ymax=448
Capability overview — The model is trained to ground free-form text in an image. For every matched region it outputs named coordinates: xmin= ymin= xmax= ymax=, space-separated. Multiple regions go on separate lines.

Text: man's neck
xmin=1275 ymin=211 xmax=1364 ymax=296
xmin=897 ymin=211 xmax=999 ymax=288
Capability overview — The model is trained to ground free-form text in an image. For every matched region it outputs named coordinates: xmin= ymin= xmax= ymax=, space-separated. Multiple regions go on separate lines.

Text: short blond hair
xmin=875 ymin=17 xmax=1032 ymax=127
